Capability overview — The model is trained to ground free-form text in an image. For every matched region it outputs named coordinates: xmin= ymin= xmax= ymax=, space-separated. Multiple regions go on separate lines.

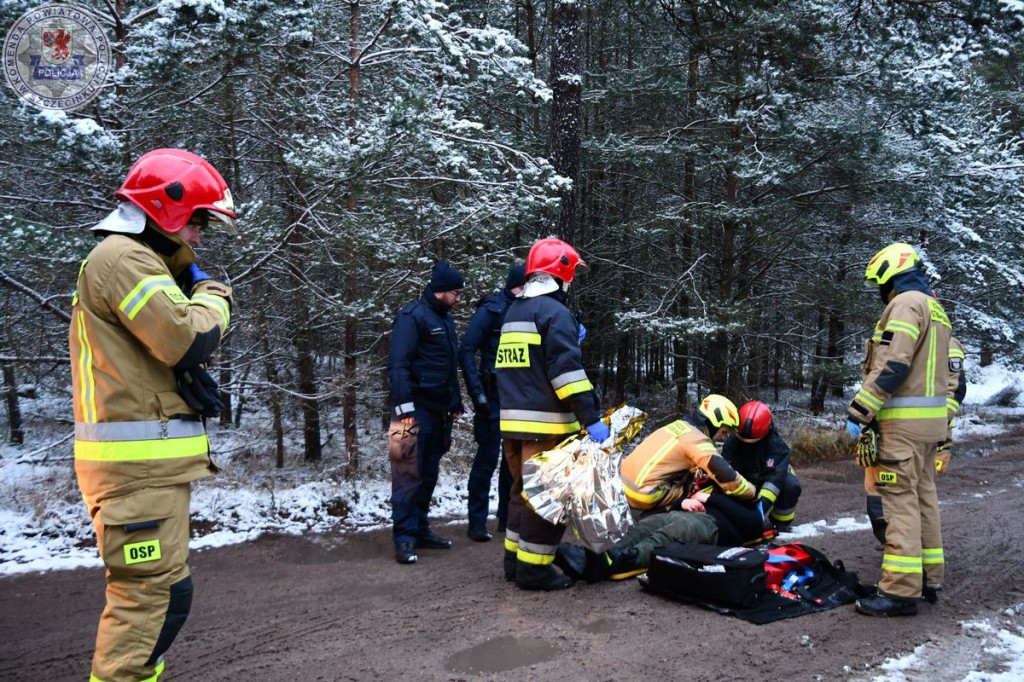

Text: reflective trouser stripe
xmin=760 ymin=484 xmax=780 ymax=502
xmin=881 ymin=553 xmax=922 ymax=574
xmin=771 ymin=508 xmax=796 ymax=522
xmin=91 ymin=657 xmax=165 ymax=682
xmin=505 ymin=529 xmax=520 ymax=553
xmin=518 ymin=539 xmax=557 ymax=566
xmin=75 ymin=434 xmax=209 ymax=462
xmin=922 ymin=547 xmax=944 ymax=565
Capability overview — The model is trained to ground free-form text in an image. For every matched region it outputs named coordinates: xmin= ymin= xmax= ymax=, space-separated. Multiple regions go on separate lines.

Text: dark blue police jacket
xmin=388 ymin=286 xmax=463 ymax=417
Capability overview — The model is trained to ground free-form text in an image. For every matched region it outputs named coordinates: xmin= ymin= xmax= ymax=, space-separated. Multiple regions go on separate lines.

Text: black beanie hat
xmin=429 ymin=260 xmax=465 ymax=292
xmin=505 ymin=265 xmax=527 ymax=291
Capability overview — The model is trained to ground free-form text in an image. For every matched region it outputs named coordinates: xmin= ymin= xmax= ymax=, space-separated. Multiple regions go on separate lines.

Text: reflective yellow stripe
xmin=759 ymin=488 xmax=778 ymax=504
xmin=119 ymin=275 xmax=179 ymax=321
xmin=636 ymin=435 xmax=677 ymax=487
xmin=91 ymin=659 xmax=164 ymax=682
xmin=75 ymin=310 xmax=97 ymax=423
xmin=926 ymin=327 xmax=937 ymax=397
xmin=881 ymin=553 xmax=922 ymax=574
xmin=771 ymin=509 xmax=796 ymax=522
xmin=554 ymin=378 xmax=594 ymax=400
xmin=192 ymin=293 xmax=230 ymax=328
xmin=72 ymin=258 xmax=87 ymax=306
xmin=505 ymin=537 xmax=518 ymax=552
xmin=74 ymin=434 xmax=209 ymax=462
xmin=856 ymin=388 xmax=884 ymax=411
xmin=499 ymin=419 xmax=580 ymax=435
xmin=877 ymin=406 xmax=947 ymax=420
xmin=885 ymin=320 xmax=920 ymax=340
xmin=517 ymin=547 xmax=555 ymax=566
xmin=499 ymin=331 xmax=541 ymax=345
xmin=947 ymin=398 xmax=960 ymax=411
xmin=922 ymin=547 xmax=944 ymax=565
xmin=624 ymin=486 xmax=665 ymax=504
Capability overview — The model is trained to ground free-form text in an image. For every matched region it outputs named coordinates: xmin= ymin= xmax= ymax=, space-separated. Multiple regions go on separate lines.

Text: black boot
xmin=415 ymin=529 xmax=452 ymax=549
xmin=467 ymin=526 xmax=493 ymax=542
xmin=515 ymin=562 xmax=573 ymax=591
xmin=922 ymin=586 xmax=940 ymax=604
xmin=855 ymin=593 xmax=918 ymax=617
xmin=605 ymin=547 xmax=645 ymax=581
xmin=504 ymin=549 xmax=517 ymax=582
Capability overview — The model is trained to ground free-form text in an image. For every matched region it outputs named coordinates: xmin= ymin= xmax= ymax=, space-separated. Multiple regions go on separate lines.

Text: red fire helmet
xmin=738 ymin=400 xmax=773 ymax=441
xmin=525 ymin=238 xmax=586 ymax=283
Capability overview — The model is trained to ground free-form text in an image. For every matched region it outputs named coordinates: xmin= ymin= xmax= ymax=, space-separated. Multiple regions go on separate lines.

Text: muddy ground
xmin=2 ymin=432 xmax=1023 ymax=682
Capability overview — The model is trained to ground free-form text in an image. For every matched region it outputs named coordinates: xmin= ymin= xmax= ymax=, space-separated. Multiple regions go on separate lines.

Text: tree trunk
xmin=343 ymin=0 xmax=361 ymax=477
xmin=2 ymin=360 xmax=23 ymax=445
xmin=549 ymin=0 xmax=582 ymax=241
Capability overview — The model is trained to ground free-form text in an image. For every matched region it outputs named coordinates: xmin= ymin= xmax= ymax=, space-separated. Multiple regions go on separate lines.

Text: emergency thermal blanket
xmin=521 ymin=405 xmax=647 ymax=552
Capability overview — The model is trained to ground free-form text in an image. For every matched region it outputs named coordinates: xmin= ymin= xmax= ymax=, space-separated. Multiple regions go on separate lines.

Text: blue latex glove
xmin=586 ymin=420 xmax=610 ymax=444
xmin=578 ymin=323 xmax=587 ymax=344
xmin=846 ymin=419 xmax=863 ymax=440
xmin=187 ymin=263 xmax=212 ymax=286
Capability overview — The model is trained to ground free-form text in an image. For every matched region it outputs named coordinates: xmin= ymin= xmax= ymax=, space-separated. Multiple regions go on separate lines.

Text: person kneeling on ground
xmin=722 ymin=400 xmax=802 ymax=535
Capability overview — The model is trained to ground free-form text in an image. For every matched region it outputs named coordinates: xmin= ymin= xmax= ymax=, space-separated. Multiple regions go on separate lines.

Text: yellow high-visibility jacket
xmin=620 ymin=417 xmax=755 ymax=511
xmin=70 ymin=232 xmax=232 ymax=506
xmin=849 ymin=290 xmax=951 ymax=441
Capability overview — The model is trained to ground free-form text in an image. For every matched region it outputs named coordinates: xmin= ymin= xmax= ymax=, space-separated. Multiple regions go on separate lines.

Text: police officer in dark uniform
xmin=459 ymin=265 xmax=527 ymax=542
xmin=387 ymin=261 xmax=465 ymax=564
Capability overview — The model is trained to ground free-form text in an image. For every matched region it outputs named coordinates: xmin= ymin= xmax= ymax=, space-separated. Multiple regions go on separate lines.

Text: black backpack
xmin=640 ymin=542 xmax=767 ymax=607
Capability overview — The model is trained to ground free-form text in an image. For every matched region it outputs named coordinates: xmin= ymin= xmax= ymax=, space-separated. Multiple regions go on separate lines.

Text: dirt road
xmin=3 ymin=432 xmax=1023 ymax=681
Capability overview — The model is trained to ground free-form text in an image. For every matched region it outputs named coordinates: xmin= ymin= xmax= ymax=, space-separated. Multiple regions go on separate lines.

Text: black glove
xmin=474 ymin=393 xmax=490 ymax=417
xmin=175 ymin=365 xmax=223 ymax=418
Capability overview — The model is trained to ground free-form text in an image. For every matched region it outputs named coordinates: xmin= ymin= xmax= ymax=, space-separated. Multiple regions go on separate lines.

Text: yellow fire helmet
xmin=698 ymin=394 xmax=740 ymax=430
xmin=865 ymin=243 xmax=921 ymax=285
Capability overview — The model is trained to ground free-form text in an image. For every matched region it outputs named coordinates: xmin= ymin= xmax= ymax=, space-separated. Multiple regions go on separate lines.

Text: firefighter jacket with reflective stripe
xmin=946 ymin=336 xmax=966 ymax=436
xmin=848 ymin=285 xmax=952 ymax=441
xmin=721 ymin=427 xmax=791 ymax=504
xmin=388 ymin=287 xmax=463 ymax=417
xmin=70 ymin=233 xmax=231 ymax=505
xmin=495 ymin=292 xmax=600 ymax=440
xmin=459 ymin=289 xmax=514 ymax=402
xmin=620 ymin=416 xmax=755 ymax=511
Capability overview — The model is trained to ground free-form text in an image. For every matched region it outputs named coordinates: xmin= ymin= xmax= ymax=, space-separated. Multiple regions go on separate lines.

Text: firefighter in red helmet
xmin=495 ymin=237 xmax=605 ymax=590
xmin=70 ymin=149 xmax=236 ymax=682
xmin=721 ymin=400 xmax=802 ymax=535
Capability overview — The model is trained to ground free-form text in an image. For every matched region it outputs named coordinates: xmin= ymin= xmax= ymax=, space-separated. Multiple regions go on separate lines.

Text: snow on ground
xmin=845 ymin=604 xmax=1024 ymax=682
